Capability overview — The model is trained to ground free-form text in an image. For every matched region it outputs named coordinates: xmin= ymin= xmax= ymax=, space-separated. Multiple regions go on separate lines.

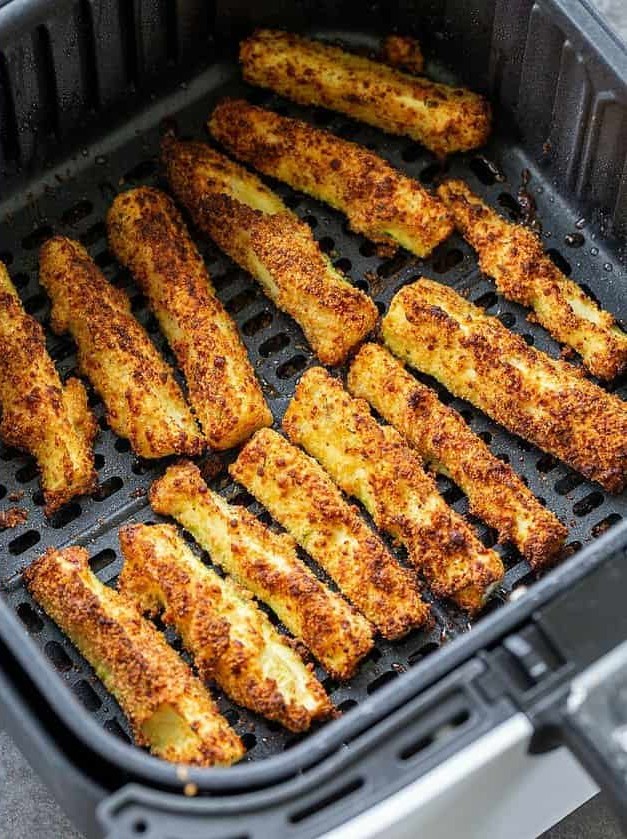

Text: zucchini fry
xmin=119 ymin=524 xmax=332 ymax=731
xmin=381 ymin=35 xmax=425 ymax=75
xmin=239 ymin=29 xmax=492 ymax=157
xmin=283 ymin=368 xmax=504 ymax=612
xmin=0 ymin=262 xmax=97 ymax=514
xmin=39 ymin=237 xmax=203 ymax=458
xmin=383 ymin=279 xmax=627 ymax=493
xmin=107 ymin=187 xmax=272 ymax=449
xmin=209 ymin=99 xmax=453 ymax=257
xmin=149 ymin=461 xmax=373 ymax=680
xmin=24 ymin=546 xmax=243 ymax=766
xmin=230 ymin=428 xmax=430 ymax=637
xmin=348 ymin=343 xmax=567 ymax=567
xmin=162 ymin=135 xmax=377 ymax=365
xmin=438 ymin=180 xmax=627 ymax=381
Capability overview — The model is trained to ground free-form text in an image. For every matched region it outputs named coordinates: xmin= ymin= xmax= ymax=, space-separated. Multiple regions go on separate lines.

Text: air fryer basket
xmin=1 ymin=0 xmax=627 ymax=836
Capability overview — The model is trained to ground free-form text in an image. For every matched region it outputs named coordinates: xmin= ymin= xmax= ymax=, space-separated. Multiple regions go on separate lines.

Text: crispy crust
xmin=24 ymin=545 xmax=243 ymax=765
xmin=119 ymin=524 xmax=333 ymax=731
xmin=209 ymin=99 xmax=453 ymax=257
xmin=348 ymin=343 xmax=567 ymax=567
xmin=149 ymin=461 xmax=373 ymax=680
xmin=107 ymin=187 xmax=271 ymax=449
xmin=230 ymin=428 xmax=430 ymax=637
xmin=162 ymin=135 xmax=377 ymax=366
xmin=239 ymin=29 xmax=492 ymax=157
xmin=283 ymin=368 xmax=504 ymax=612
xmin=381 ymin=35 xmax=425 ymax=75
xmin=383 ymin=279 xmax=627 ymax=493
xmin=438 ymin=180 xmax=627 ymax=381
xmin=39 ymin=237 xmax=203 ymax=458
xmin=0 ymin=262 xmax=97 ymax=515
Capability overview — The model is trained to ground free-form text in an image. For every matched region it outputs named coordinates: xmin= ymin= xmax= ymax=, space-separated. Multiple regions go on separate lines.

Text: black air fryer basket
xmin=1 ymin=0 xmax=627 ymax=836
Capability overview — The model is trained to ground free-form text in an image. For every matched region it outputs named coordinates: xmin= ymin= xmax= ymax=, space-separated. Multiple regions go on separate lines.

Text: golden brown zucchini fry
xmin=39 ymin=237 xmax=203 ymax=459
xmin=239 ymin=29 xmax=491 ymax=157
xmin=0 ymin=262 xmax=97 ymax=514
xmin=383 ymin=279 xmax=627 ymax=493
xmin=24 ymin=545 xmax=243 ymax=765
xmin=348 ymin=343 xmax=567 ymax=567
xmin=283 ymin=368 xmax=504 ymax=612
xmin=107 ymin=187 xmax=271 ymax=450
xmin=231 ymin=428 xmax=430 ymax=637
xmin=119 ymin=524 xmax=332 ymax=731
xmin=438 ymin=180 xmax=627 ymax=381
xmin=381 ymin=35 xmax=425 ymax=75
xmin=149 ymin=461 xmax=373 ymax=680
xmin=162 ymin=135 xmax=377 ymax=366
xmin=209 ymin=99 xmax=453 ymax=258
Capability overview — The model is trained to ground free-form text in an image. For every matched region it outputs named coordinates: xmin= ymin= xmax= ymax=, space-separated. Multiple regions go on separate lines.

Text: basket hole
xmin=579 ymin=283 xmax=601 ymax=306
xmin=45 ymin=640 xmax=73 ymax=672
xmin=211 ymin=270 xmax=237 ymax=292
xmin=132 ymin=458 xmax=151 ymax=475
xmin=277 ymin=355 xmax=307 ymax=379
xmin=375 ymin=301 xmax=386 ymax=315
xmin=230 ymin=490 xmax=254 ymax=508
xmin=94 ymin=453 xmax=106 ymax=469
xmin=478 ymin=430 xmax=492 ymax=444
xmin=377 ymin=253 xmax=411 ymax=278
xmin=104 ymin=718 xmax=131 ymax=743
xmin=591 ymin=513 xmax=622 ymax=538
xmin=259 ymin=333 xmax=289 ymax=358
xmin=131 ymin=820 xmax=148 ymax=835
xmin=61 ymin=200 xmax=94 ymax=227
xmin=497 ymin=192 xmax=521 ymax=221
xmin=359 ymin=240 xmax=377 ymax=258
xmin=337 ymin=699 xmax=358 ymax=713
xmin=15 ymin=461 xmax=39 ymax=484
xmin=408 ymin=641 xmax=439 ymax=666
xmin=290 ymin=778 xmax=364 ymax=824
xmin=22 ymin=225 xmax=53 ymax=250
xmin=0 ymin=485 xmax=5 ymax=500
xmin=49 ymin=502 xmax=82 ymax=529
xmin=17 ymin=603 xmax=43 ymax=632
xmin=24 ymin=292 xmax=48 ymax=314
xmin=0 ymin=250 xmax=12 ymax=265
xmin=495 ymin=452 xmax=510 ymax=464
xmin=442 ymin=484 xmax=464 ymax=504
xmin=225 ymin=288 xmax=258 ymax=314
xmin=420 ymin=162 xmax=444 ymax=184
xmin=522 ymin=333 xmax=534 ymax=345
xmin=334 ymin=257 xmax=352 ymax=274
xmin=243 ymin=310 xmax=273 ymax=336
xmin=469 ymin=156 xmax=504 ymax=186
xmin=124 ymin=159 xmax=157 ymax=183
xmin=562 ymin=540 xmax=582 ymax=559
xmin=573 ymin=491 xmax=604 ymax=517
xmin=432 ymin=247 xmax=463 ymax=274
xmin=32 ymin=491 xmax=45 ymax=507
xmin=79 ymin=221 xmax=107 ymax=247
xmin=1 ymin=446 xmax=20 ymax=461
xmin=115 ymin=437 xmax=131 ymax=453
xmin=50 ymin=339 xmax=75 ymax=361
xmin=283 ymin=193 xmax=300 ymax=209
xmin=399 ymin=708 xmax=470 ymax=761
xmin=12 ymin=272 xmax=30 ymax=289
xmin=241 ymin=733 xmax=257 ymax=750
xmin=224 ymin=708 xmax=240 ymax=726
xmin=303 ymin=214 xmax=318 ymax=229
xmin=402 ymin=143 xmax=422 ymax=162
xmin=318 ymin=236 xmax=335 ymax=254
xmin=536 ymin=453 xmax=558 ymax=473
xmin=73 ymin=679 xmax=102 ymax=711
xmin=92 ymin=476 xmax=123 ymax=502
xmin=546 ymin=248 xmax=572 ymax=276
xmin=498 ymin=312 xmax=516 ymax=327
xmin=474 ymin=291 xmax=498 ymax=310
xmin=9 ymin=529 xmax=40 ymax=554
xmin=90 ymin=548 xmax=117 ymax=574
xmin=95 ymin=249 xmax=114 ymax=269
xmin=555 ymin=472 xmax=584 ymax=495
xmin=367 ymin=670 xmax=399 ymax=694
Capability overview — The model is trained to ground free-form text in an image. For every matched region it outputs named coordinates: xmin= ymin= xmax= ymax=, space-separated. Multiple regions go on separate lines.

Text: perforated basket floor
xmin=1 ymin=44 xmax=626 ymax=765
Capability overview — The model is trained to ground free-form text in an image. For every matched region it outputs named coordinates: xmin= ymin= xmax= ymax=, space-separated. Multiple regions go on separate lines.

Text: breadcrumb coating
xmin=119 ymin=524 xmax=333 ymax=731
xmin=231 ymin=429 xmax=430 ymax=637
xmin=162 ymin=135 xmax=377 ymax=365
xmin=383 ymin=279 xmax=627 ymax=493
xmin=0 ymin=262 xmax=97 ymax=514
xmin=107 ymin=187 xmax=271 ymax=449
xmin=348 ymin=343 xmax=567 ymax=567
xmin=209 ymin=99 xmax=453 ymax=257
xmin=24 ymin=545 xmax=243 ymax=765
xmin=283 ymin=367 xmax=504 ymax=612
xmin=150 ymin=461 xmax=373 ymax=679
xmin=239 ymin=29 xmax=492 ymax=157
xmin=381 ymin=35 xmax=425 ymax=75
xmin=39 ymin=237 xmax=203 ymax=459
xmin=438 ymin=179 xmax=627 ymax=381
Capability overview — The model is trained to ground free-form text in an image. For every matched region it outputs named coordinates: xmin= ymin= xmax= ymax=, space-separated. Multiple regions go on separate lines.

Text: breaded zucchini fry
xmin=119 ymin=524 xmax=332 ymax=731
xmin=24 ymin=546 xmax=243 ymax=765
xmin=239 ymin=30 xmax=492 ymax=157
xmin=209 ymin=100 xmax=453 ymax=257
xmin=381 ymin=35 xmax=425 ymax=75
xmin=162 ymin=136 xmax=377 ymax=365
xmin=150 ymin=461 xmax=373 ymax=679
xmin=438 ymin=180 xmax=627 ymax=381
xmin=283 ymin=368 xmax=504 ymax=612
xmin=348 ymin=343 xmax=567 ymax=567
xmin=0 ymin=262 xmax=97 ymax=514
xmin=107 ymin=187 xmax=271 ymax=450
xmin=39 ymin=237 xmax=203 ymax=458
xmin=231 ymin=428 xmax=430 ymax=637
xmin=383 ymin=279 xmax=627 ymax=493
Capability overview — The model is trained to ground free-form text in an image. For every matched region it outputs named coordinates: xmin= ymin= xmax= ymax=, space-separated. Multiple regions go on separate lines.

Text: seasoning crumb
xmin=8 ymin=490 xmax=24 ymax=502
xmin=184 ymin=782 xmax=198 ymax=797
xmin=130 ymin=487 xmax=147 ymax=499
xmin=0 ymin=507 xmax=28 ymax=529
